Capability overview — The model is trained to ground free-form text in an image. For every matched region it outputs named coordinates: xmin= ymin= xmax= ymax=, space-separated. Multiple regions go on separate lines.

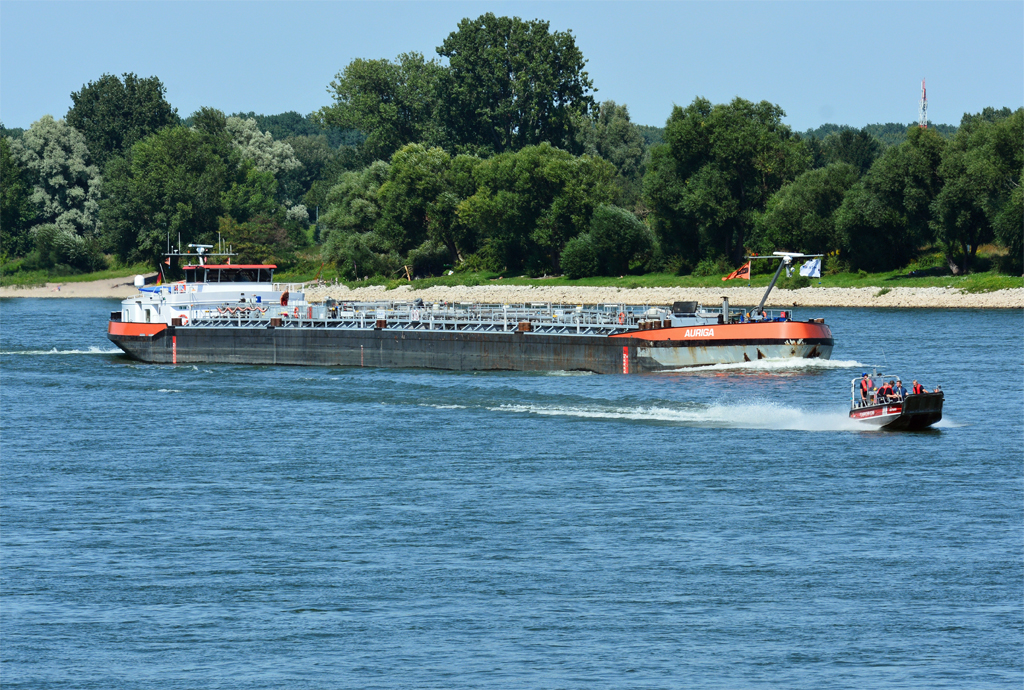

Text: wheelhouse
xmin=184 ymin=264 xmax=276 ymax=284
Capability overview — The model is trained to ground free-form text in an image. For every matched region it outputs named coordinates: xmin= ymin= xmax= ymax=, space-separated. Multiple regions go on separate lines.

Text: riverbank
xmin=5 ymin=276 xmax=1022 ymax=308
xmin=305 ymin=284 xmax=1024 ymax=309
xmin=0 ymin=277 xmax=143 ymax=299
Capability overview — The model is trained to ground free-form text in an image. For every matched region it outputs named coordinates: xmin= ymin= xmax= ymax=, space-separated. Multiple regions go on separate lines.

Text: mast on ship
xmin=746 ymin=252 xmax=824 ymax=318
xmin=162 ymin=232 xmax=236 ymax=271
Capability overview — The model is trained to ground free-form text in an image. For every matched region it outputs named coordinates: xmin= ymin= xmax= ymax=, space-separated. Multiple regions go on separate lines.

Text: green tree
xmin=991 ymin=112 xmax=1023 ymax=273
xmin=835 ymin=126 xmax=946 ymax=272
xmin=750 ymin=162 xmax=860 ymax=256
xmin=278 ymin=135 xmax=344 ymax=210
xmin=377 ymin=144 xmax=453 ymax=253
xmin=218 ymin=215 xmax=293 ymax=266
xmin=459 ymin=143 xmax=615 ymax=273
xmin=588 ymin=204 xmax=652 ymax=275
xmin=560 ymin=233 xmax=599 ymax=279
xmin=319 ymin=161 xmax=397 ymax=275
xmin=644 ymin=97 xmax=808 ymax=269
xmin=931 ymin=108 xmax=1022 ymax=274
xmin=11 ymin=115 xmax=102 ymax=237
xmin=66 ymin=73 xmax=178 ymax=167
xmin=375 ymin=144 xmax=482 ymax=265
xmin=225 ymin=117 xmax=301 ymax=178
xmin=320 ymin=52 xmax=442 ymax=162
xmin=222 ymin=165 xmax=282 ymax=223
xmin=821 ymin=128 xmax=882 ymax=174
xmin=577 ymin=101 xmax=647 ymax=207
xmin=319 ymin=160 xmax=390 ymax=237
xmin=101 ymin=123 xmax=236 ymax=263
xmin=190 ymin=106 xmax=229 ymax=137
xmin=436 ymin=13 xmax=595 ymax=155
xmin=0 ymin=137 xmax=37 ymax=256
xmin=28 ymin=222 xmax=105 ymax=272
xmin=230 ymin=110 xmax=363 ymax=148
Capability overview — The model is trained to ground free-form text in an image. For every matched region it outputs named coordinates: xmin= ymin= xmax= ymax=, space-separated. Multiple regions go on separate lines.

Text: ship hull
xmin=108 ymin=322 xmax=833 ymax=374
xmin=849 ymin=392 xmax=944 ymax=430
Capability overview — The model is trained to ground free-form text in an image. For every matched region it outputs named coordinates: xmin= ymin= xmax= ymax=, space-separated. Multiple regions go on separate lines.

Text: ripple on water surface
xmin=0 ymin=299 xmax=1020 ymax=689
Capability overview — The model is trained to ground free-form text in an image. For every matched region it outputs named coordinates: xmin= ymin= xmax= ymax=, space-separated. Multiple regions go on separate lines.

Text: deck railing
xmin=176 ymin=300 xmax=796 ymax=334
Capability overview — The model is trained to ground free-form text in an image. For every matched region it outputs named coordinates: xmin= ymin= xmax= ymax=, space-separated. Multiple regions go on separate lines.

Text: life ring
xmin=180 ymin=314 xmax=189 ymax=326
xmin=618 ymin=312 xmax=626 ymax=325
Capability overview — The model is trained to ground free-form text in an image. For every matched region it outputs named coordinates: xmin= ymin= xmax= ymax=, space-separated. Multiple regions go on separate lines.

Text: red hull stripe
xmin=108 ymin=321 xmax=166 ymax=337
xmin=610 ymin=322 xmax=832 ymax=342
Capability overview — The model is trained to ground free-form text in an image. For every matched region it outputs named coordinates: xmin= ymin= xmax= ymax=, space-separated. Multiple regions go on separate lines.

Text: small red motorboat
xmin=850 ymin=371 xmax=944 ymax=430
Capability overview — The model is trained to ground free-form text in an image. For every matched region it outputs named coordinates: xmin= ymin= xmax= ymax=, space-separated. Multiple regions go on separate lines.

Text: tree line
xmin=2 ymin=12 xmax=1021 ymax=281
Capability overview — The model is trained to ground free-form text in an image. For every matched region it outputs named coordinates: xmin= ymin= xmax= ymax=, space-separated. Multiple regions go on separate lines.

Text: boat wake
xmin=490 ymin=400 xmax=868 ymax=431
xmin=0 ymin=346 xmax=121 ymax=355
xmin=668 ymin=358 xmax=864 ymax=374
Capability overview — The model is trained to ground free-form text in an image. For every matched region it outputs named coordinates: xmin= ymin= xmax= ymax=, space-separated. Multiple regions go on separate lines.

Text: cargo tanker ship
xmin=108 ymin=248 xmax=833 ymax=374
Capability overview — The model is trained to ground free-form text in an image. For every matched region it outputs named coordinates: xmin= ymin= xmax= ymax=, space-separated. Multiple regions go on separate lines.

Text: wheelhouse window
xmin=186 ymin=266 xmax=274 ymax=283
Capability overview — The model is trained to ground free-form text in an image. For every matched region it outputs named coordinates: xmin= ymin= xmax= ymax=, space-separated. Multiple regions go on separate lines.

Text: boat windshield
xmin=850 ymin=372 xmax=906 ymax=408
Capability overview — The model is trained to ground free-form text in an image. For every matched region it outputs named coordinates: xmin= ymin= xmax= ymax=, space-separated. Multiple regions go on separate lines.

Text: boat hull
xmin=108 ymin=322 xmax=834 ymax=374
xmin=849 ymin=392 xmax=944 ymax=430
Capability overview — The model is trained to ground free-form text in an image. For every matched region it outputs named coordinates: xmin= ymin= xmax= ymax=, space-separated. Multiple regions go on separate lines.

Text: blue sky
xmin=2 ymin=1 xmax=1021 ymax=132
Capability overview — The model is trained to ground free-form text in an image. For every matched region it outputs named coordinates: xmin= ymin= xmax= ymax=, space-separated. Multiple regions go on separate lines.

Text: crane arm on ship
xmin=746 ymin=252 xmax=824 ymax=318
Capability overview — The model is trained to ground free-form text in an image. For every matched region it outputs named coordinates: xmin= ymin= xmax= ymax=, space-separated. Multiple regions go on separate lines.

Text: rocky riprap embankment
xmin=303 ymin=283 xmax=1024 ymax=309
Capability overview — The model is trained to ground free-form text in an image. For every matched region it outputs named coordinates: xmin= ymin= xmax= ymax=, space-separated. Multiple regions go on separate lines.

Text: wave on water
xmin=0 ymin=346 xmax=121 ymax=355
xmin=157 ymin=389 xmax=183 ymax=393
xmin=668 ymin=358 xmax=864 ymax=374
xmin=419 ymin=403 xmax=468 ymax=409
xmin=490 ymin=400 xmax=868 ymax=431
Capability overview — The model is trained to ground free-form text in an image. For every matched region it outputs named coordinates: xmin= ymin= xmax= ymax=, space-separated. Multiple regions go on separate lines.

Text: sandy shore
xmin=3 ymin=277 xmax=1022 ymax=308
xmin=0 ymin=277 xmax=145 ymax=299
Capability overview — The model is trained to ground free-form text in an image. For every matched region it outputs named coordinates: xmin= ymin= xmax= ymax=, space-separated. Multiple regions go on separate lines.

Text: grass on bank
xmin=274 ymin=266 xmax=1023 ymax=294
xmin=0 ymin=259 xmax=153 ymax=288
xmin=3 ymin=247 xmax=1020 ymax=293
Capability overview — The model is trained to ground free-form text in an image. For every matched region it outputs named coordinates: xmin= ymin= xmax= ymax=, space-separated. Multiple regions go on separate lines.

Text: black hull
xmin=111 ymin=326 xmax=640 ymax=374
xmin=108 ymin=325 xmax=831 ymax=374
xmin=850 ymin=392 xmax=944 ymax=430
xmin=884 ymin=392 xmax=945 ymax=430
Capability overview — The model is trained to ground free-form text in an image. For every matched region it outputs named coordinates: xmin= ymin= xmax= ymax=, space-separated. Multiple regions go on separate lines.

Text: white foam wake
xmin=669 ymin=358 xmax=864 ymax=373
xmin=490 ymin=401 xmax=868 ymax=432
xmin=0 ymin=346 xmax=121 ymax=355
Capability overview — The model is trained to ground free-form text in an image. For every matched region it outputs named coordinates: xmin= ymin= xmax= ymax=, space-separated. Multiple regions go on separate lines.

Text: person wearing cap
xmin=892 ymin=379 xmax=906 ymax=401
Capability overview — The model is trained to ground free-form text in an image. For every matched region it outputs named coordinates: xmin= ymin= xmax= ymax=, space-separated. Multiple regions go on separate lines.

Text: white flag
xmin=799 ymin=258 xmax=821 ymax=278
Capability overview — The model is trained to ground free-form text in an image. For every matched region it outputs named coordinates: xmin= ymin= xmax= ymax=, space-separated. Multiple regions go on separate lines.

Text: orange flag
xmin=722 ymin=261 xmax=751 ymax=281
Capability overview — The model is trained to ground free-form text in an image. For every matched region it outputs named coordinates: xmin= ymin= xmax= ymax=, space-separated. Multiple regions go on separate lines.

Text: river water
xmin=1 ymin=297 xmax=1021 ymax=689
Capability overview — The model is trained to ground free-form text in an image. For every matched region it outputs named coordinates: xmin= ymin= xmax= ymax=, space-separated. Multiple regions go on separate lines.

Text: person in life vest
xmin=860 ymin=374 xmax=873 ymax=405
xmin=892 ymin=379 xmax=907 ymax=401
xmin=882 ymin=380 xmax=896 ymax=402
xmin=876 ymin=381 xmax=891 ymax=404
xmin=912 ymin=380 xmax=925 ymax=395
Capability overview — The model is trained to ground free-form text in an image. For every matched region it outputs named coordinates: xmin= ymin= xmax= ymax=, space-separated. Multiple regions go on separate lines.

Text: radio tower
xmin=918 ymin=78 xmax=928 ymax=128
